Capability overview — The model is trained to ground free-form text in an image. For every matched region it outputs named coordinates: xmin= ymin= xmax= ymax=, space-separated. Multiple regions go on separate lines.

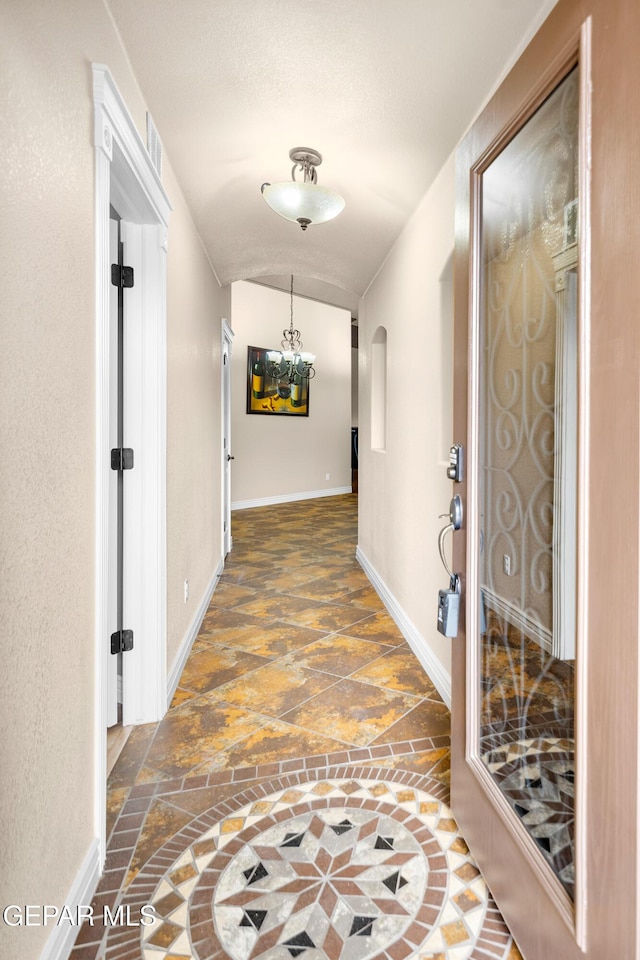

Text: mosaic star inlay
xmin=141 ymin=777 xmax=491 ymax=960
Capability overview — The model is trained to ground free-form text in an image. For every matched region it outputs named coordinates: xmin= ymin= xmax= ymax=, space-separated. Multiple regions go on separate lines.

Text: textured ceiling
xmin=107 ymin=0 xmax=557 ymax=298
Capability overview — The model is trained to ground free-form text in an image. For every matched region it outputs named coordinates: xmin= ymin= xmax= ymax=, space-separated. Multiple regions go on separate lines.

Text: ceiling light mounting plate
xmin=290 ymin=147 xmax=322 ymax=184
xmin=289 ymin=147 xmax=322 ymax=166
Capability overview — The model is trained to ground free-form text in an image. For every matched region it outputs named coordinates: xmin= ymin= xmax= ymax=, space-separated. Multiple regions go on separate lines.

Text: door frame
xmin=93 ymin=64 xmax=171 ymax=864
xmin=221 ymin=318 xmax=234 ymax=555
xmin=452 ymin=1 xmax=640 ymax=956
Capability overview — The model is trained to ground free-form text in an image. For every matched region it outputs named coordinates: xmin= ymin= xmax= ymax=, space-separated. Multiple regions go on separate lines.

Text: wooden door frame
xmin=93 ymin=64 xmax=171 ymax=865
xmin=452 ymin=1 xmax=640 ymax=957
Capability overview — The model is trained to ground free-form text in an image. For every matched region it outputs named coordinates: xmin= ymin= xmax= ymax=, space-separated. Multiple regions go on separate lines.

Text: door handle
xmin=437 ymin=495 xmax=463 ymax=581
xmin=439 ymin=495 xmax=462 ymax=531
xmin=226 ymin=454 xmax=235 ymax=461
xmin=437 ymin=495 xmax=463 ymax=638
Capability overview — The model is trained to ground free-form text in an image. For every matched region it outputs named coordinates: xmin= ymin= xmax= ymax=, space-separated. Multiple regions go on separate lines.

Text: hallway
xmin=71 ymin=495 xmax=521 ymax=960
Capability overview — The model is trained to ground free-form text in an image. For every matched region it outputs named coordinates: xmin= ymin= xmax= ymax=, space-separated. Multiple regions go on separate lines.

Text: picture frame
xmin=246 ymin=345 xmax=310 ymax=416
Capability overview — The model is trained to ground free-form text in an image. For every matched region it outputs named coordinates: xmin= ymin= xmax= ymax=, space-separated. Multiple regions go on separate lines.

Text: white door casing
xmin=93 ymin=63 xmax=171 ymax=864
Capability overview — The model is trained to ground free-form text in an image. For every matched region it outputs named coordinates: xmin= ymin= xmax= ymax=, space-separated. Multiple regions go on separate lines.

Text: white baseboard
xmin=483 ymin=587 xmax=552 ymax=654
xmin=40 ymin=838 xmax=101 ymax=960
xmin=232 ymin=486 xmax=352 ymax=511
xmin=356 ymin=546 xmax=452 ymax=708
xmin=166 ymin=559 xmax=224 ymax=708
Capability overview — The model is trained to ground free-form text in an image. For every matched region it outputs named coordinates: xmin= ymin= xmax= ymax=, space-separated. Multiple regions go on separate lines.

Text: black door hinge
xmin=111 ymin=448 xmax=134 ymax=471
xmin=111 ymin=629 xmax=134 ymax=655
xmin=111 ymin=264 xmax=134 ymax=288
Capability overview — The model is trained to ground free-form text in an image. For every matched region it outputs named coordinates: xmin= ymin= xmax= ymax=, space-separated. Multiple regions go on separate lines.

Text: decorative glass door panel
xmin=476 ymin=67 xmax=579 ymax=898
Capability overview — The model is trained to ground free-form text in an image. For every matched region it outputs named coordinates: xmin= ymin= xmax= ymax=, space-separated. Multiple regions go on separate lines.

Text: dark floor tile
xmin=281 ymin=678 xmax=422 ymax=747
xmin=141 ymin=698 xmax=267 ymax=779
xmin=342 ymin=610 xmax=406 ymax=645
xmin=213 ymin=620 xmax=325 ymax=658
xmin=199 ymin=607 xmax=265 ymax=634
xmin=107 ymin=723 xmax=156 ymax=791
xmin=233 ymin=593 xmax=324 ymax=621
xmin=124 ymin=798 xmax=194 ymax=885
xmin=372 ymin=699 xmax=451 ymax=744
xmin=161 ymin=781 xmax=245 ymax=816
xmin=211 ymin=660 xmax=338 ymax=715
xmin=206 ymin=581 xmax=260 ymax=608
xmin=282 ymin=634 xmax=391 ymax=677
xmin=106 ymin=786 xmax=129 ymax=840
xmin=342 ymin=583 xmax=386 ymax=610
xmin=282 ymin=602 xmax=371 ymax=633
xmin=352 ymin=646 xmax=444 ymax=699
xmin=203 ymin=718 xmax=347 ymax=770
xmin=178 ymin=645 xmax=268 ymax=695
xmin=69 ymin=943 xmax=103 ymax=959
xmin=290 ymin=575 xmax=357 ymax=602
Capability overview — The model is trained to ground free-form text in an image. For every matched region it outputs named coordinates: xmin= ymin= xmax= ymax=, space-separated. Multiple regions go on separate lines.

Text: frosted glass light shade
xmin=261 ymin=181 xmax=345 ymax=228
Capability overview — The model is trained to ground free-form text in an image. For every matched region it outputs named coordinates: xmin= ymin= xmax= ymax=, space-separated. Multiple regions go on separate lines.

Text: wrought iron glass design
xmin=477 ymin=68 xmax=579 ymax=899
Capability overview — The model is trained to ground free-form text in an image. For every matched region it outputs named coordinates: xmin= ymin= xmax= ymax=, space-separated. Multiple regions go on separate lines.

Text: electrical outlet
xmin=502 ymin=555 xmax=511 ymax=576
xmin=325 ymin=473 xmax=331 ymax=480
xmin=184 ymin=579 xmax=189 ymax=602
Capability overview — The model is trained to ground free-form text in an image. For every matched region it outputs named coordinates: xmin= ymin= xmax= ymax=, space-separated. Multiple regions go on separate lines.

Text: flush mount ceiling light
xmin=261 ymin=147 xmax=345 ymax=231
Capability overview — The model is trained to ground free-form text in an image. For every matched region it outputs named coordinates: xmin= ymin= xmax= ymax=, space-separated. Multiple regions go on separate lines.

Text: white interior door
xmin=222 ymin=320 xmax=233 ymax=555
xmin=106 ymin=215 xmax=119 ymax=728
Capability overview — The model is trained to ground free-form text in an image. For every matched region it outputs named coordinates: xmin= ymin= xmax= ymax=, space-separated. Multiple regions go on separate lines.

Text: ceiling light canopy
xmin=261 ymin=147 xmax=345 ymax=231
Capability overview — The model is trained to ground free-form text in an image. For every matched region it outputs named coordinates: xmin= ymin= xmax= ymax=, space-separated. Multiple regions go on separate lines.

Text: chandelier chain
xmin=265 ymin=273 xmax=316 ymax=383
xmin=281 ymin=273 xmax=303 ymax=352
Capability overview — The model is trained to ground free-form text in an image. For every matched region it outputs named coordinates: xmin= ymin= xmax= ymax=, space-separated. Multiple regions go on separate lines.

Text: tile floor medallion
xmin=71 ymin=496 xmax=522 ymax=960
xmin=136 ymin=776 xmax=490 ymax=960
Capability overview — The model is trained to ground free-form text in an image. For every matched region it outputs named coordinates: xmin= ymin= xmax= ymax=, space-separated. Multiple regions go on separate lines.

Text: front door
xmin=451 ymin=1 xmax=640 ymax=957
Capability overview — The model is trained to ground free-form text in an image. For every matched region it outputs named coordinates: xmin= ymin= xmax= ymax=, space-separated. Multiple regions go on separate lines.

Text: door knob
xmin=437 ymin=495 xmax=463 ymax=583
xmin=439 ymin=495 xmax=463 ymax=531
xmin=449 ymin=495 xmax=462 ymax=530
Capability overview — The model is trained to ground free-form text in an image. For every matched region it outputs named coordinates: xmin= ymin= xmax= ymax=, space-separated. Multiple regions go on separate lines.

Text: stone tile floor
xmin=71 ymin=494 xmax=522 ymax=960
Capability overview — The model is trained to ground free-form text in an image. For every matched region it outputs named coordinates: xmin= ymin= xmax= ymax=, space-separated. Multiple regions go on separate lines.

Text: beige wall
xmin=230 ymin=281 xmax=352 ymax=507
xmin=358 ymin=154 xmax=456 ymax=694
xmin=0 ymin=3 xmax=224 ymax=957
xmin=165 ymin=172 xmax=227 ymax=669
xmin=351 ymin=343 xmax=359 ymax=428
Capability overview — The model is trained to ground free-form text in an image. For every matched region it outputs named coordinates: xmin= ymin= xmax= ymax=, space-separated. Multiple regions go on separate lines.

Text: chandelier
xmin=265 ymin=275 xmax=316 ymax=382
xmin=261 ymin=147 xmax=345 ymax=231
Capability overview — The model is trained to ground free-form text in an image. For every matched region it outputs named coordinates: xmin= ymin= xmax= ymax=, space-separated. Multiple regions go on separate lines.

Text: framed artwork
xmin=246 ymin=346 xmax=310 ymax=416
